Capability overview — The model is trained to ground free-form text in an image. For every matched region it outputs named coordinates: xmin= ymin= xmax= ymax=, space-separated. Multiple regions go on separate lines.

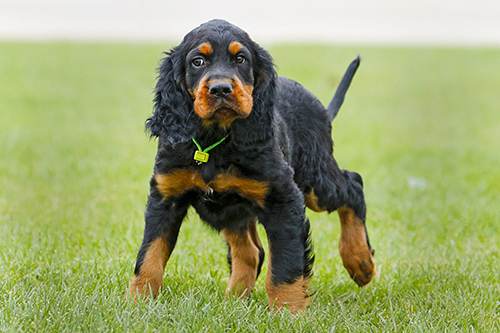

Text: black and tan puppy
xmin=129 ymin=19 xmax=375 ymax=312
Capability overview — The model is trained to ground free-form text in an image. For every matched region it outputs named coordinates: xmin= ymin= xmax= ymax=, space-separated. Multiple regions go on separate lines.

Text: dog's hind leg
xmin=222 ymin=218 xmax=265 ymax=298
xmin=337 ymin=197 xmax=375 ymax=286
xmin=305 ymin=168 xmax=375 ymax=286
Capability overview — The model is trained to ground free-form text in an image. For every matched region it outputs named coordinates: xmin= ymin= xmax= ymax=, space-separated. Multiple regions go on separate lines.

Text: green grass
xmin=1 ymin=41 xmax=499 ymax=332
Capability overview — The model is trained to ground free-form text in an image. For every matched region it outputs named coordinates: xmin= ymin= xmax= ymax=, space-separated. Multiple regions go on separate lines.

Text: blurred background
xmin=1 ymin=0 xmax=500 ymax=45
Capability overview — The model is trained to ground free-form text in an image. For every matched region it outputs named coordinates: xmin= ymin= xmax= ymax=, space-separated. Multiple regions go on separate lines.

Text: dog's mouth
xmin=203 ymin=107 xmax=241 ymax=127
xmin=212 ymin=107 xmax=238 ymax=119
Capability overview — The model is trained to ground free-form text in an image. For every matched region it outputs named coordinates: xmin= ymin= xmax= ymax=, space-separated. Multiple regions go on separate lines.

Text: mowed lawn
xmin=0 ymin=41 xmax=499 ymax=332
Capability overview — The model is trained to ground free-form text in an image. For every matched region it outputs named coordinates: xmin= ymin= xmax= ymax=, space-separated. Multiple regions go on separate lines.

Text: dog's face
xmin=147 ymin=19 xmax=276 ymax=145
xmin=186 ymin=39 xmax=255 ymax=127
xmin=183 ymin=26 xmax=256 ymax=127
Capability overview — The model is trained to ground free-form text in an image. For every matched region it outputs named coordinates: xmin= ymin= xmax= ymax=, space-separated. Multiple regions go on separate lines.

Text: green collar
xmin=192 ymin=135 xmax=229 ymax=164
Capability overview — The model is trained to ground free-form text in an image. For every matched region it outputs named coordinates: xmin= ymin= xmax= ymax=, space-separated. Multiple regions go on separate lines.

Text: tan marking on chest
xmin=155 ymin=169 xmax=269 ymax=206
xmin=211 ymin=172 xmax=268 ymax=206
xmin=155 ymin=170 xmax=207 ymax=198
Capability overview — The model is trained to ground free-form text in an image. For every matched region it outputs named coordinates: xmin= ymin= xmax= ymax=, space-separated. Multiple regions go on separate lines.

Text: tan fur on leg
xmin=338 ymin=207 xmax=375 ymax=286
xmin=129 ymin=238 xmax=169 ymax=299
xmin=222 ymin=221 xmax=262 ymax=297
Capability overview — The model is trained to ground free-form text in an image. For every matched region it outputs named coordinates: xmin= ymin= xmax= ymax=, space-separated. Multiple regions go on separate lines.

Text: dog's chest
xmin=154 ymin=168 xmax=268 ymax=230
xmin=154 ymin=169 xmax=268 ymax=207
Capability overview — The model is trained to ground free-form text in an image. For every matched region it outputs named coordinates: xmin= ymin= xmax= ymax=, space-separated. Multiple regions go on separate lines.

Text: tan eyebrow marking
xmin=229 ymin=41 xmax=243 ymax=55
xmin=198 ymin=42 xmax=213 ymax=55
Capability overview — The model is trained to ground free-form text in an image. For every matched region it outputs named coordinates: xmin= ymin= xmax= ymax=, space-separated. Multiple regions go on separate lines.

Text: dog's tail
xmin=326 ymin=56 xmax=361 ymax=122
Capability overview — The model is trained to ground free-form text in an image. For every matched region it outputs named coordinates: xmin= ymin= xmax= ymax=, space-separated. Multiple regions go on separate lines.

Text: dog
xmin=129 ymin=19 xmax=375 ymax=313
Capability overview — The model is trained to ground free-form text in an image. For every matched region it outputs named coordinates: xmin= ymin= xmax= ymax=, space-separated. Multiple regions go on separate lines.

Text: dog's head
xmin=147 ymin=19 xmax=276 ymax=146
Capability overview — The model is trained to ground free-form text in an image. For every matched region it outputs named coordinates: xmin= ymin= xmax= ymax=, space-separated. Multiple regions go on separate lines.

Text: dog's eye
xmin=235 ymin=55 xmax=246 ymax=64
xmin=192 ymin=57 xmax=205 ymax=67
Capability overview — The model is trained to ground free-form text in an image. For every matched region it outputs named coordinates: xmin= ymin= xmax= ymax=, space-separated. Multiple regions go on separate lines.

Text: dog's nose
xmin=209 ymin=81 xmax=233 ymax=99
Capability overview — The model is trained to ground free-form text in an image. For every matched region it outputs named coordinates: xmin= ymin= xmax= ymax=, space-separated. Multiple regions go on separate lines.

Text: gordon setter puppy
xmin=129 ymin=19 xmax=375 ymax=313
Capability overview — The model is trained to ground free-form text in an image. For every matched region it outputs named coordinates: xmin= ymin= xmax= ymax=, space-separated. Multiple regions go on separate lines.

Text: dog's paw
xmin=339 ymin=243 xmax=375 ymax=287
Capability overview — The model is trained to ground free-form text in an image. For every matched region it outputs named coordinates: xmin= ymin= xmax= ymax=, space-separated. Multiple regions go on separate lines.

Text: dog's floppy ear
xmin=231 ymin=43 xmax=277 ymax=146
xmin=146 ymin=47 xmax=199 ymax=146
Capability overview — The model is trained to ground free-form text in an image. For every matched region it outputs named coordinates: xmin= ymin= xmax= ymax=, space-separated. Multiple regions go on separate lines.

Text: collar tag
xmin=194 ymin=150 xmax=209 ymax=164
xmin=192 ymin=135 xmax=228 ymax=165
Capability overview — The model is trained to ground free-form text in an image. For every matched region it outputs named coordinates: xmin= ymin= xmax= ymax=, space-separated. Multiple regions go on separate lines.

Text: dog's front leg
xmin=258 ymin=182 xmax=314 ymax=313
xmin=222 ymin=219 xmax=264 ymax=298
xmin=129 ymin=190 xmax=189 ymax=300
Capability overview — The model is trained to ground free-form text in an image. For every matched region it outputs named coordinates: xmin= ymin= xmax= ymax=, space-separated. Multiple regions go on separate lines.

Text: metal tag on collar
xmin=194 ymin=150 xmax=209 ymax=164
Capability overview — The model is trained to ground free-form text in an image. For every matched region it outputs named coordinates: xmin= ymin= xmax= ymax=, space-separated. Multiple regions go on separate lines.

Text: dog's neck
xmin=194 ymin=123 xmax=231 ymax=146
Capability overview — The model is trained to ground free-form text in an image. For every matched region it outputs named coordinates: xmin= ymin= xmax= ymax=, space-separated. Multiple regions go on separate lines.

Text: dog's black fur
xmin=129 ymin=19 xmax=375 ymax=312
